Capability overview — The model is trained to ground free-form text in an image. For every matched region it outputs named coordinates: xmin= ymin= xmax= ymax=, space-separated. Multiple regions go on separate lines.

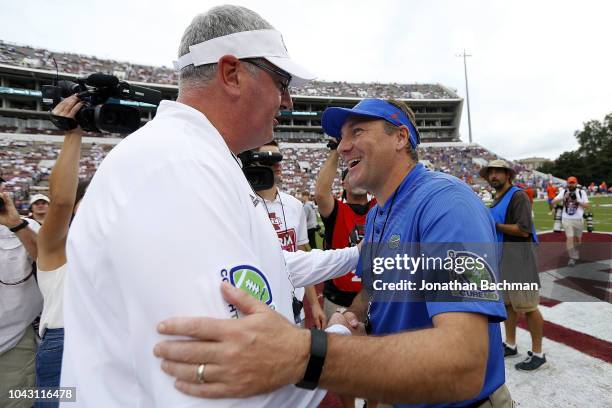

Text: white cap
xmin=174 ymin=29 xmax=315 ymax=86
xmin=29 ymin=194 xmax=50 ymax=205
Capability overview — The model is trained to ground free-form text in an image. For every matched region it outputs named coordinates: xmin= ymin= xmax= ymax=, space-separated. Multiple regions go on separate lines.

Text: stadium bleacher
xmin=0 ymin=40 xmax=456 ymax=98
xmin=2 ymin=134 xmax=544 ymax=213
xmin=0 ymin=40 xmax=555 ymax=211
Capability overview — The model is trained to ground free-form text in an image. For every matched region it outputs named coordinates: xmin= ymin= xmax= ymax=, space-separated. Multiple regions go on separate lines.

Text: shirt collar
xmin=379 ymin=163 xmax=426 ymax=212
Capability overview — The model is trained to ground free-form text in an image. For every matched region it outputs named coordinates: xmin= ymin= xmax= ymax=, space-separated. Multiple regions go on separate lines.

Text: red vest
xmin=330 ymin=200 xmax=374 ymax=292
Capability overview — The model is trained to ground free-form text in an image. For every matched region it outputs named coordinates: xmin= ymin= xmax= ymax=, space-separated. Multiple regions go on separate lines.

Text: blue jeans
xmin=35 ymin=328 xmax=64 ymax=408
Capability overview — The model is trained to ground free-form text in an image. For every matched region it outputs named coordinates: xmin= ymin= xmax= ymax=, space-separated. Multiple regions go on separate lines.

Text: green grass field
xmin=533 ymin=195 xmax=612 ymax=233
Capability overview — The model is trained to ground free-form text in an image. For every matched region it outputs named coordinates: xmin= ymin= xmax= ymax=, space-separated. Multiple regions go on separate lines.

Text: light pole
xmin=457 ymin=49 xmax=473 ymax=144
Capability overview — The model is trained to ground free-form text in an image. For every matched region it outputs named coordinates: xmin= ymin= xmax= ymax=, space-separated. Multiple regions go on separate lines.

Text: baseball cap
xmin=29 ymin=194 xmax=50 ymax=205
xmin=567 ymin=176 xmax=578 ymax=184
xmin=174 ymin=29 xmax=315 ymax=87
xmin=321 ymin=98 xmax=420 ymax=149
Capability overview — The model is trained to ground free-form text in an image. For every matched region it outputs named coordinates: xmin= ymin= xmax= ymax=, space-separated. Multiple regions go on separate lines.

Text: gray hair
xmin=178 ymin=5 xmax=273 ymax=86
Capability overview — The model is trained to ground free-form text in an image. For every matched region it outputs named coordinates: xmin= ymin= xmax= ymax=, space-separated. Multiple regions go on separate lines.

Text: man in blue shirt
xmin=326 ymin=98 xmax=510 ymax=407
xmin=153 ymin=99 xmax=513 ymax=408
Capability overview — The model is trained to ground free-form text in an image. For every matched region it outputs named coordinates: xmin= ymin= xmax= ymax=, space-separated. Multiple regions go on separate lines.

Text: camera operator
xmin=255 ymin=141 xmax=326 ymax=329
xmin=0 ymin=175 xmax=42 ymax=408
xmin=552 ymin=176 xmax=590 ymax=267
xmin=34 ymin=95 xmax=90 ymax=405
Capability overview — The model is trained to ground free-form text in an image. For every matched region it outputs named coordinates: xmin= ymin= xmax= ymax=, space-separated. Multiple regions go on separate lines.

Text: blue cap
xmin=321 ymin=98 xmax=420 ymax=148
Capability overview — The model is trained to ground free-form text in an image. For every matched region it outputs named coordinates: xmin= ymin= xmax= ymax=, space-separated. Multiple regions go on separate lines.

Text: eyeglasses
xmin=243 ymin=59 xmax=291 ymax=95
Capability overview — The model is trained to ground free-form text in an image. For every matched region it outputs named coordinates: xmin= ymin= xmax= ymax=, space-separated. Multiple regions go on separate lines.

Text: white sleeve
xmin=553 ymin=189 xmax=564 ymax=202
xmin=284 ymin=246 xmax=360 ymax=288
xmin=579 ymin=189 xmax=589 ymax=204
xmin=297 ymin=204 xmax=309 ymax=246
xmin=24 ymin=217 xmax=41 ymax=233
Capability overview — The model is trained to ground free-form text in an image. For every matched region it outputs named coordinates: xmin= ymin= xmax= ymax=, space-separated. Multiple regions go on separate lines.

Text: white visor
xmin=174 ymin=29 xmax=315 ymax=86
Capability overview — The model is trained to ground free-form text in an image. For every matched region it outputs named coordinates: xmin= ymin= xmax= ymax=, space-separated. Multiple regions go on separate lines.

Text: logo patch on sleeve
xmin=229 ymin=265 xmax=273 ymax=305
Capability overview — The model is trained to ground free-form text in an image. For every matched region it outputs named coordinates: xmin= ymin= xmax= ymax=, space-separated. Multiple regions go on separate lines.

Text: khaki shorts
xmin=476 ymin=384 xmax=514 ymax=407
xmin=562 ymin=218 xmax=584 ymax=238
xmin=0 ymin=327 xmax=37 ymax=408
xmin=503 ymin=290 xmax=540 ymax=313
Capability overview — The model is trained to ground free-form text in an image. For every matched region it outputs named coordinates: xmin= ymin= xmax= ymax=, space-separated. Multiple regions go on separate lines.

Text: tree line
xmin=538 ymin=113 xmax=612 ymax=184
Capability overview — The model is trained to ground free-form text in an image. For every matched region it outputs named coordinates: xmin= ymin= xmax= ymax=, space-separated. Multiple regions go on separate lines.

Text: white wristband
xmin=325 ymin=324 xmax=352 ymax=336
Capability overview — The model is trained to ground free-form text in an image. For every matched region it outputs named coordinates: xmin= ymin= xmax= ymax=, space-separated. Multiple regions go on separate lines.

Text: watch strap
xmin=295 ymin=328 xmax=327 ymax=390
xmin=9 ymin=219 xmax=29 ymax=233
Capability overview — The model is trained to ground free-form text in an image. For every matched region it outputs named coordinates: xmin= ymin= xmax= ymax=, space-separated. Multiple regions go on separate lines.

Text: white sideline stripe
xmin=539 ymin=302 xmax=612 ymax=343
xmin=502 ymin=326 xmax=611 ymax=408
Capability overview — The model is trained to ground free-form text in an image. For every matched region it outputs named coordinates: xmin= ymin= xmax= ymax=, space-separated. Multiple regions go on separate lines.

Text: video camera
xmin=237 ymin=150 xmax=283 ymax=191
xmin=42 ymin=73 xmax=162 ymax=133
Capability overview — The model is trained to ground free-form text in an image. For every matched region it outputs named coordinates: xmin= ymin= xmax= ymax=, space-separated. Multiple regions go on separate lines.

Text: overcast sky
xmin=1 ymin=0 xmax=611 ymax=160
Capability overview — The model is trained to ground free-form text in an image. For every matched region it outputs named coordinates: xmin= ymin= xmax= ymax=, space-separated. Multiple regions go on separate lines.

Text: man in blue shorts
xmin=154 ymin=99 xmax=513 ymax=408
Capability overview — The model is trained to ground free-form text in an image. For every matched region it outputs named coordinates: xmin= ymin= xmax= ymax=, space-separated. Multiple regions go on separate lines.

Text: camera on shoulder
xmin=237 ymin=150 xmax=283 ymax=191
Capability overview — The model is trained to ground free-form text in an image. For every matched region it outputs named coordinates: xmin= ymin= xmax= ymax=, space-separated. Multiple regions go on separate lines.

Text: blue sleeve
xmin=427 ymin=301 xmax=506 ymax=323
xmin=420 ymin=183 xmax=506 ymax=322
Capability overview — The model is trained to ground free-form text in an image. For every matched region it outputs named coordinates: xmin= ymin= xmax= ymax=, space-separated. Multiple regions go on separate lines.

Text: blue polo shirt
xmin=358 ymin=164 xmax=506 ymax=408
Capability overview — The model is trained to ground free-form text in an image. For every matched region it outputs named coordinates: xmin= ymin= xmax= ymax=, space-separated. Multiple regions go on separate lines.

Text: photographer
xmin=0 ymin=175 xmax=42 ymax=408
xmin=34 ymin=94 xmax=89 ymax=405
xmin=552 ymin=176 xmax=590 ymax=267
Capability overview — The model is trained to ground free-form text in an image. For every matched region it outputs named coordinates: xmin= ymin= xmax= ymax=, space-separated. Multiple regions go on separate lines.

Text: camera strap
xmin=50 ymin=114 xmax=78 ymax=131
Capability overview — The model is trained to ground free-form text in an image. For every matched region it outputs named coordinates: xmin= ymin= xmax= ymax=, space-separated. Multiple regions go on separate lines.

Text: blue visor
xmin=321 ymin=98 xmax=420 ymax=148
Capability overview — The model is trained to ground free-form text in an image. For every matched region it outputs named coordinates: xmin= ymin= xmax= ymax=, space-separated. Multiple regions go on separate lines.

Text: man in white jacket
xmin=61 ymin=5 xmax=358 ymax=407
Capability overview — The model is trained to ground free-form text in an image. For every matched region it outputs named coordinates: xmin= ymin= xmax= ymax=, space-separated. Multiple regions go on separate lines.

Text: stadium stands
xmin=0 ymin=136 xmax=113 ymax=211
xmin=2 ymin=134 xmax=548 ymax=212
xmin=0 ymin=40 xmax=558 ymax=210
xmin=0 ymin=40 xmax=456 ymax=98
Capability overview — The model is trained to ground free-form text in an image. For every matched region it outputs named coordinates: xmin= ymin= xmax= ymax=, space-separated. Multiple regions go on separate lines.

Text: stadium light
xmin=456 ymin=49 xmax=473 ymax=144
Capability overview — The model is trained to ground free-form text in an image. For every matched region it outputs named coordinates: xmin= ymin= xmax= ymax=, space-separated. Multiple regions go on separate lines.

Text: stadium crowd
xmin=5 ymin=135 xmax=610 ymax=217
xmin=1 ymin=40 xmax=454 ymax=98
xmin=7 ymin=135 xmax=609 ymax=215
xmin=0 ymin=139 xmax=112 ymax=211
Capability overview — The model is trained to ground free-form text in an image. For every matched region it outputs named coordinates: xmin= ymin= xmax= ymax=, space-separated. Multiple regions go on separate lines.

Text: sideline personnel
xmin=482 ymin=160 xmax=546 ymax=372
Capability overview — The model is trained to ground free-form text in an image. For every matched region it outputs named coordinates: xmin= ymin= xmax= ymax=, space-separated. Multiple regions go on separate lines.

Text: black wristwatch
xmin=295 ymin=328 xmax=328 ymax=390
xmin=9 ymin=219 xmax=29 ymax=233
